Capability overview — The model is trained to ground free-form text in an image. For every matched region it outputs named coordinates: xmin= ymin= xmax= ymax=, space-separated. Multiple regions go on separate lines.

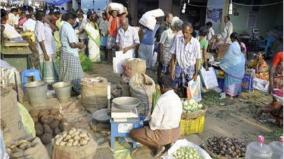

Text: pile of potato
xmin=54 ymin=128 xmax=90 ymax=147
xmin=30 ymin=109 xmax=64 ymax=145
xmin=6 ymin=138 xmax=37 ymax=157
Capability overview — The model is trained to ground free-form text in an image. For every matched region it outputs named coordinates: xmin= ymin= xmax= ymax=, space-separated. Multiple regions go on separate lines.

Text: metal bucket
xmin=25 ymin=81 xmax=47 ymax=106
xmin=53 ymin=81 xmax=72 ymax=102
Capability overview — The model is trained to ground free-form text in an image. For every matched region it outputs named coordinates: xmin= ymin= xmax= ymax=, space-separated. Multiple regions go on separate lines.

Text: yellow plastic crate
xmin=180 ymin=115 xmax=205 ymax=135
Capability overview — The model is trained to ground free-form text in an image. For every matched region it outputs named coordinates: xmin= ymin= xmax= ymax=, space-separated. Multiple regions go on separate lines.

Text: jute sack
xmin=52 ymin=134 xmax=97 ymax=159
xmin=123 ymin=58 xmax=146 ymax=78
xmin=1 ymin=88 xmax=28 ymax=145
xmin=81 ymin=77 xmax=108 ymax=109
xmin=129 ymin=74 xmax=155 ymax=116
xmin=7 ymin=137 xmax=50 ymax=159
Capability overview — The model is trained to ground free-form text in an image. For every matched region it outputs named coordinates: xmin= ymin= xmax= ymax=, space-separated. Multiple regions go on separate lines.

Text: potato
xmin=66 ymin=142 xmax=73 ymax=146
xmin=73 ymin=140 xmax=79 ymax=146
xmin=59 ymin=141 xmax=66 ymax=146
xmin=49 ymin=119 xmax=60 ymax=129
xmin=43 ymin=124 xmax=53 ymax=134
xmin=79 ymin=139 xmax=88 ymax=145
xmin=79 ymin=132 xmax=88 ymax=138
xmin=53 ymin=127 xmax=61 ymax=136
xmin=41 ymin=133 xmax=53 ymax=145
xmin=35 ymin=122 xmax=44 ymax=136
xmin=59 ymin=121 xmax=65 ymax=131
xmin=74 ymin=135 xmax=80 ymax=141
xmin=18 ymin=142 xmax=31 ymax=150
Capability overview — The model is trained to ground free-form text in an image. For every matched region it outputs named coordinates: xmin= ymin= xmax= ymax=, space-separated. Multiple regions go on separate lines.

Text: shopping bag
xmin=253 ymin=78 xmax=269 ymax=92
xmin=200 ymin=67 xmax=218 ymax=89
xmin=187 ymin=76 xmax=202 ymax=102
xmin=113 ymin=51 xmax=132 ymax=74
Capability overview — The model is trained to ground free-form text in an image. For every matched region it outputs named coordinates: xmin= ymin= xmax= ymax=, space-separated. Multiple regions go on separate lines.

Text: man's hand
xmin=122 ymin=47 xmax=129 ymax=53
xmin=44 ymin=54 xmax=50 ymax=61
xmin=192 ymin=73 xmax=198 ymax=81
xmin=78 ymin=42 xmax=85 ymax=49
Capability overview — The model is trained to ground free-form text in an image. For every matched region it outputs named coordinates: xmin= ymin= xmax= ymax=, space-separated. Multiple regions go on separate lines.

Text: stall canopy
xmin=45 ymin=0 xmax=70 ymax=5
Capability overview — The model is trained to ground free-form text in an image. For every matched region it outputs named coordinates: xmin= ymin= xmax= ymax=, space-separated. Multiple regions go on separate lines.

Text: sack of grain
xmin=108 ymin=2 xmax=124 ymax=12
xmin=123 ymin=58 xmax=146 ymax=78
xmin=139 ymin=14 xmax=157 ymax=31
xmin=1 ymin=88 xmax=29 ymax=145
xmin=129 ymin=74 xmax=155 ymax=117
xmin=6 ymin=137 xmax=50 ymax=159
xmin=81 ymin=77 xmax=108 ymax=109
xmin=52 ymin=128 xmax=97 ymax=159
xmin=144 ymin=8 xmax=165 ymax=18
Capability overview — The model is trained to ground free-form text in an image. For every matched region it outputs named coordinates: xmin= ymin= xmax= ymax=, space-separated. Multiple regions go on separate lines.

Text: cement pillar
xmin=128 ymin=0 xmax=138 ymax=25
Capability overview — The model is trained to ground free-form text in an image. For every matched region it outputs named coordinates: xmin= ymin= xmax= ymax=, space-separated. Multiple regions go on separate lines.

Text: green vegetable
xmin=183 ymin=99 xmax=203 ymax=113
xmin=173 ymin=147 xmax=202 ymax=159
xmin=79 ymin=53 xmax=92 ymax=72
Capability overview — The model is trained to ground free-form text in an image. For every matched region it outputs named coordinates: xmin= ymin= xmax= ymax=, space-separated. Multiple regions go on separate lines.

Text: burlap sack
xmin=1 ymin=88 xmax=28 ymax=145
xmin=81 ymin=77 xmax=108 ymax=109
xmin=8 ymin=137 xmax=50 ymax=159
xmin=124 ymin=58 xmax=146 ymax=78
xmin=129 ymin=74 xmax=155 ymax=116
xmin=52 ymin=134 xmax=97 ymax=159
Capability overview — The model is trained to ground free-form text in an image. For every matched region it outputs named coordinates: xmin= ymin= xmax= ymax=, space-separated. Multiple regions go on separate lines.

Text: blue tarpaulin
xmin=45 ymin=0 xmax=71 ymax=5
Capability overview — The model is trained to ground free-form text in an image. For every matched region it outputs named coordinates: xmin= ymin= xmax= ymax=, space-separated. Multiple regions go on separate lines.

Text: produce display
xmin=182 ymin=99 xmax=203 ymax=112
xmin=173 ymin=147 xmax=202 ymax=159
xmin=205 ymin=137 xmax=246 ymax=158
xmin=30 ymin=109 xmax=64 ymax=145
xmin=54 ymin=128 xmax=90 ymax=147
xmin=6 ymin=137 xmax=49 ymax=159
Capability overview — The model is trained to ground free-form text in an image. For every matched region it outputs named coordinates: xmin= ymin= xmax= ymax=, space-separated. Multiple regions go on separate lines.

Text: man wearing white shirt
xmin=23 ymin=13 xmax=36 ymax=32
xmin=116 ymin=18 xmax=139 ymax=58
xmin=206 ymin=21 xmax=215 ymax=41
xmin=170 ymin=22 xmax=202 ymax=90
xmin=8 ymin=8 xmax=19 ymax=27
xmin=222 ymin=15 xmax=233 ymax=43
xmin=35 ymin=10 xmax=58 ymax=84
xmin=130 ymin=76 xmax=182 ymax=158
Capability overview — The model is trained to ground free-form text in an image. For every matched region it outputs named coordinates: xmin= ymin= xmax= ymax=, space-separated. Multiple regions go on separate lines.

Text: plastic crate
xmin=179 ymin=115 xmax=205 ymax=135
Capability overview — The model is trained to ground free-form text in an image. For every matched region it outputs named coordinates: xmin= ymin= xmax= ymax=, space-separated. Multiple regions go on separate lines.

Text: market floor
xmin=87 ymin=63 xmax=282 ymax=158
xmin=23 ymin=62 xmax=281 ymax=159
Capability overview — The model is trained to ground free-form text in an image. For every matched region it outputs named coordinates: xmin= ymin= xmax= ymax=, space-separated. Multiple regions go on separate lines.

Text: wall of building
xmin=230 ymin=3 xmax=283 ymax=36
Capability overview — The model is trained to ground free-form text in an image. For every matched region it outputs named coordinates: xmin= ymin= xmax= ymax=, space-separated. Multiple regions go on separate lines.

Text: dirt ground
xmin=23 ymin=62 xmax=282 ymax=159
xmin=86 ymin=63 xmax=283 ymax=159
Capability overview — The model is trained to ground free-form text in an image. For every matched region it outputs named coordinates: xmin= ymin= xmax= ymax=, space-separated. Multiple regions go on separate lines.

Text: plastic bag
xmin=200 ymin=67 xmax=218 ymax=89
xmin=253 ymin=78 xmax=269 ymax=92
xmin=187 ymin=76 xmax=202 ymax=102
xmin=18 ymin=102 xmax=36 ymax=137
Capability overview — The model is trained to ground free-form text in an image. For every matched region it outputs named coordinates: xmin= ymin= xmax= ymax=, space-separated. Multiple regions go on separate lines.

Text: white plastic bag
xmin=253 ymin=78 xmax=269 ymax=92
xmin=200 ymin=67 xmax=218 ymax=89
xmin=113 ymin=51 xmax=133 ymax=74
xmin=187 ymin=76 xmax=202 ymax=102
xmin=164 ymin=139 xmax=212 ymax=159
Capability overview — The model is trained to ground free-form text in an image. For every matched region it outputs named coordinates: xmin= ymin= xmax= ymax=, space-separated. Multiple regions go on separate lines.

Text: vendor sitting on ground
xmin=130 ymin=75 xmax=182 ymax=158
xmin=255 ymin=52 xmax=269 ymax=81
xmin=258 ymin=51 xmax=283 ymax=126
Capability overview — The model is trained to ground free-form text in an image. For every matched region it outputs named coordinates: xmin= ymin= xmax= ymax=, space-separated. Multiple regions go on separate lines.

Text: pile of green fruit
xmin=182 ymin=99 xmax=203 ymax=112
xmin=173 ymin=146 xmax=203 ymax=159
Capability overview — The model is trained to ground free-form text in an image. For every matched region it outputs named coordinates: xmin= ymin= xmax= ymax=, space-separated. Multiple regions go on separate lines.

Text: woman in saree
xmin=219 ymin=32 xmax=246 ymax=98
xmin=84 ymin=11 xmax=101 ymax=62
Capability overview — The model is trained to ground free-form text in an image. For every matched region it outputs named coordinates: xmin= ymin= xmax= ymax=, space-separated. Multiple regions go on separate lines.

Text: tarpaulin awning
xmin=45 ymin=0 xmax=70 ymax=5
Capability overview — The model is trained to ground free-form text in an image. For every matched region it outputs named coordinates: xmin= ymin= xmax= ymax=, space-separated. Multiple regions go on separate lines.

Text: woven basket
xmin=181 ymin=107 xmax=207 ymax=120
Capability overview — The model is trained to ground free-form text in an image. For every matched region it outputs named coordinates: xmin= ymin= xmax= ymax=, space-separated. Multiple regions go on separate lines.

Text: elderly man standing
xmin=170 ymin=22 xmax=202 ymax=94
xmin=130 ymin=75 xmax=182 ymax=158
xmin=222 ymin=15 xmax=233 ymax=43
xmin=116 ymin=18 xmax=139 ymax=58
xmin=60 ymin=12 xmax=85 ymax=95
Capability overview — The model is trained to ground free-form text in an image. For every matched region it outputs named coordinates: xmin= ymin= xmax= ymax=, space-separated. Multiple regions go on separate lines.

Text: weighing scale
xmin=110 ymin=99 xmax=144 ymax=150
